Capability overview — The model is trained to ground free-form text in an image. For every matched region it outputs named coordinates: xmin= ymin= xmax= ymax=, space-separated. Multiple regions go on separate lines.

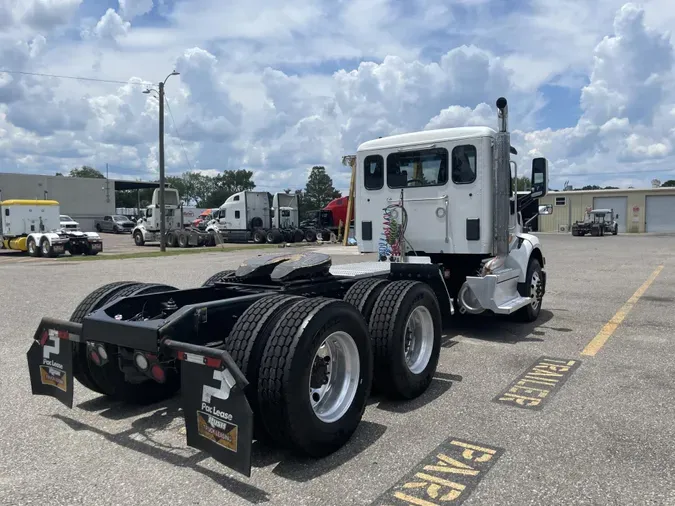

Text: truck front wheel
xmin=512 ymin=258 xmax=544 ymax=322
xmin=133 ymin=230 xmax=144 ymax=246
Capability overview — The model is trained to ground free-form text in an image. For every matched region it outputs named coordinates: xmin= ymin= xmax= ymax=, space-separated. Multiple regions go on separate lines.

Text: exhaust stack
xmin=493 ymin=97 xmax=511 ymax=257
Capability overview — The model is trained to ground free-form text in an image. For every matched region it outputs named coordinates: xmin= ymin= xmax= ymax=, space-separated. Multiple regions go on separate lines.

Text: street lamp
xmin=143 ymin=70 xmax=180 ymax=251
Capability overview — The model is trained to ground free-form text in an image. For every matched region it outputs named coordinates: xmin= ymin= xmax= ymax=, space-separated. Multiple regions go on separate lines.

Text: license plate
xmin=92 ymin=243 xmax=102 ymax=250
xmin=54 ymin=245 xmax=64 ymax=252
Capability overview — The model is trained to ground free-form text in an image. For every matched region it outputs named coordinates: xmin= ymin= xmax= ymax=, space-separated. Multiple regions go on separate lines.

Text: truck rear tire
xmin=86 ymin=283 xmax=182 ymax=404
xmin=293 ymin=229 xmax=305 ymax=243
xmin=344 ymin=278 xmax=390 ymax=323
xmin=69 ymin=281 xmax=144 ymax=394
xmin=305 ymin=229 xmax=317 ymax=243
xmin=257 ymin=297 xmax=373 ymax=457
xmin=27 ymin=237 xmax=40 ymax=257
xmin=253 ymin=229 xmax=266 ymax=244
xmin=201 ymin=269 xmax=236 ymax=286
xmin=224 ymin=294 xmax=304 ymax=441
xmin=368 ymin=280 xmax=442 ymax=400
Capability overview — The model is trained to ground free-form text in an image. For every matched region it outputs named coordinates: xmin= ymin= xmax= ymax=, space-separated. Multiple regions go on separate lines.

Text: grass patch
xmin=59 ymin=243 xmax=281 ymax=261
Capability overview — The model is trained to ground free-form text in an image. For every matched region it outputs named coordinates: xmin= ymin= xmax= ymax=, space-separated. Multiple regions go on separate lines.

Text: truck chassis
xmin=24 ymin=251 xmax=532 ymax=477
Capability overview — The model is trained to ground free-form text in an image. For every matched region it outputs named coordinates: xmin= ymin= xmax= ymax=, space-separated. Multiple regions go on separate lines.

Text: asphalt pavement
xmin=0 ymin=234 xmax=674 ymax=506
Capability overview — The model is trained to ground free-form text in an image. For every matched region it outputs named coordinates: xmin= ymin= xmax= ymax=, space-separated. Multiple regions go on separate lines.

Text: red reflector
xmin=58 ymin=330 xmax=69 ymax=340
xmin=151 ymin=364 xmax=165 ymax=383
xmin=90 ymin=351 xmax=101 ymax=365
xmin=177 ymin=351 xmax=186 ymax=361
xmin=40 ymin=331 xmax=49 ymax=346
xmin=205 ymin=357 xmax=222 ymax=369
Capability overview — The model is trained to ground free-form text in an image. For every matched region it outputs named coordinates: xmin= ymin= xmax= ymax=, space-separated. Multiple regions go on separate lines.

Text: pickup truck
xmin=94 ymin=214 xmax=136 ymax=233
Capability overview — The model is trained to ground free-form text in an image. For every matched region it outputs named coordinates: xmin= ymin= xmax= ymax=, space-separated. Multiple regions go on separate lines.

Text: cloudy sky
xmin=1 ymin=0 xmax=674 ymax=193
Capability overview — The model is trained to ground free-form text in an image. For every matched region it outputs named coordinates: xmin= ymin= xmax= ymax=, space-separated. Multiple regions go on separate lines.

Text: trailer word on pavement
xmin=371 ymin=438 xmax=504 ymax=506
xmin=493 ymin=356 xmax=581 ymax=410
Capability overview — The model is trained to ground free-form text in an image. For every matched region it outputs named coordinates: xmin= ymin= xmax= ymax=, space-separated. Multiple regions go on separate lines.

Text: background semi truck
xmin=1 ymin=199 xmax=102 ymax=257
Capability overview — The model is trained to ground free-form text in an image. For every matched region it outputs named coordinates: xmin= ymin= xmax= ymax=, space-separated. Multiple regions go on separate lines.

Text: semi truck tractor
xmin=132 ymin=188 xmax=216 ymax=248
xmin=26 ymin=96 xmax=552 ymax=478
xmin=1 ymin=199 xmax=102 ymax=257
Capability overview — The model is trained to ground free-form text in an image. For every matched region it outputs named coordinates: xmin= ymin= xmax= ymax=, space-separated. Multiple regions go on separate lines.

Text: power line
xmin=0 ymin=69 xmax=149 ymax=86
xmin=164 ymin=97 xmax=194 ymax=172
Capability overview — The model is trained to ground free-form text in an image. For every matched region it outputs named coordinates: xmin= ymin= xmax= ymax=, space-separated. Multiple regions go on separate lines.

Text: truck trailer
xmin=26 ymin=97 xmax=552 ymax=478
xmin=1 ymin=199 xmax=103 ymax=257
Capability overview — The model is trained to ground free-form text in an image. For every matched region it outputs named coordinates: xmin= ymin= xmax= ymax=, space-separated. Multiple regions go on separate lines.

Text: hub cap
xmin=530 ymin=271 xmax=542 ymax=310
xmin=309 ymin=331 xmax=360 ymax=424
xmin=404 ymin=306 xmax=434 ymax=374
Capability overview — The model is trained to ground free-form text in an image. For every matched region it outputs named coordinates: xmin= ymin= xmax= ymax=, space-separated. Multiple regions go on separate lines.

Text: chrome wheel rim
xmin=404 ymin=306 xmax=434 ymax=374
xmin=309 ymin=331 xmax=360 ymax=424
xmin=530 ymin=271 xmax=541 ymax=310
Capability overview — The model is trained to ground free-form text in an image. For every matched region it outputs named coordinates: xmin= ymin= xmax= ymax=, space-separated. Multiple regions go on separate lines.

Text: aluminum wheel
xmin=309 ymin=331 xmax=360 ymax=424
xmin=530 ymin=271 xmax=542 ymax=310
xmin=404 ymin=306 xmax=434 ymax=374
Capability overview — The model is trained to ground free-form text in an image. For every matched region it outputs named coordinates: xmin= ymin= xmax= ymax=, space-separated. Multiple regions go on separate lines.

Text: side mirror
xmin=538 ymin=204 xmax=553 ymax=216
xmin=616 ymin=214 xmax=619 ymax=219
xmin=530 ymin=158 xmax=548 ymax=199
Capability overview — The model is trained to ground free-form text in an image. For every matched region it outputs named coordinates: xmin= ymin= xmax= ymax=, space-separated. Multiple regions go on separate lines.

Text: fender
xmin=506 ymin=232 xmax=545 ymax=283
xmin=83 ymin=231 xmax=101 ymax=241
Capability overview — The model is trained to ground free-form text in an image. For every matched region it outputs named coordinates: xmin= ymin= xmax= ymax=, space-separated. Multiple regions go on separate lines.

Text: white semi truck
xmin=132 ymin=188 xmax=216 ymax=248
xmin=26 ymin=97 xmax=552 ymax=479
xmin=1 ymin=199 xmax=103 ymax=257
xmin=205 ymin=190 xmax=272 ymax=244
xmin=205 ymin=191 xmax=320 ymax=244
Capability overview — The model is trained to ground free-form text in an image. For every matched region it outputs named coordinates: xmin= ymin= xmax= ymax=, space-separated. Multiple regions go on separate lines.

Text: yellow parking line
xmin=581 ymin=265 xmax=664 ymax=357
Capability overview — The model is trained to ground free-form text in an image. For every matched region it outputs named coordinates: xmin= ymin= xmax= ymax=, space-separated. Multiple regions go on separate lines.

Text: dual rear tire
xmin=221 ymin=278 xmax=442 ymax=458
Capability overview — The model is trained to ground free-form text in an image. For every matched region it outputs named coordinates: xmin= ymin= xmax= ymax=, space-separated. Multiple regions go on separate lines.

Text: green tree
xmin=69 ymin=165 xmax=105 ymax=178
xmin=203 ymin=169 xmax=256 ymax=208
xmin=303 ymin=166 xmax=341 ymax=212
xmin=516 ymin=176 xmax=531 ymax=191
xmin=661 ymin=180 xmax=675 ymax=187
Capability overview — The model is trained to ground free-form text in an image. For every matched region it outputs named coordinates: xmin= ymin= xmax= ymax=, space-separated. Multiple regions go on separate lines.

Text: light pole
xmin=144 ymin=70 xmax=179 ymax=251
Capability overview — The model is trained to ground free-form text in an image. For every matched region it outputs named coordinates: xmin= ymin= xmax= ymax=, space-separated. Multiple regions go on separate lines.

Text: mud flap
xmin=164 ymin=339 xmax=254 ymax=478
xmin=26 ymin=318 xmax=82 ymax=409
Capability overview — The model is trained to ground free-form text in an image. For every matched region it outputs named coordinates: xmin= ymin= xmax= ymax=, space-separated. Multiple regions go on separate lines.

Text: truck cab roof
xmin=356 ymin=126 xmax=497 ymax=152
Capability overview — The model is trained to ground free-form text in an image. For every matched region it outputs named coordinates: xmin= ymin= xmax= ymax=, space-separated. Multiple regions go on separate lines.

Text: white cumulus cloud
xmin=0 ymin=0 xmax=675 ymax=193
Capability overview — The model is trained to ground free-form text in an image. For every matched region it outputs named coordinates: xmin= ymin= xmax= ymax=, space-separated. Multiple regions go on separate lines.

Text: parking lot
xmin=0 ymin=229 xmax=299 ymax=264
xmin=1 ymin=233 xmax=674 ymax=505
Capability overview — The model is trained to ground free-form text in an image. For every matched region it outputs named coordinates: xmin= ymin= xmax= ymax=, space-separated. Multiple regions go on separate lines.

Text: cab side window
xmin=451 ymin=145 xmax=477 ymax=184
xmin=364 ymin=155 xmax=384 ymax=190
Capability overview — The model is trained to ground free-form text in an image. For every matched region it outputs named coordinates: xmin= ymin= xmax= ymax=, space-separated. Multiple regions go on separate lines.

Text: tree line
xmin=60 ymin=165 xmax=343 ymax=218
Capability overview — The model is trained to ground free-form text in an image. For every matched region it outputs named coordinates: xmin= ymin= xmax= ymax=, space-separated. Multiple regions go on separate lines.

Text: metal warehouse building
xmin=538 ymin=187 xmax=675 ymax=234
xmin=0 ymin=172 xmax=159 ymax=231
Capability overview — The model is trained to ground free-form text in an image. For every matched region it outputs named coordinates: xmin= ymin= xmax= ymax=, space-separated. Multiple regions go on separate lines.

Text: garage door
xmin=646 ymin=195 xmax=675 ymax=232
xmin=593 ymin=196 xmax=627 ymax=233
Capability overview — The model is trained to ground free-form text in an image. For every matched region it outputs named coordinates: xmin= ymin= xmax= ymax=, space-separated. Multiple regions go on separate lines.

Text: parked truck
xmin=571 ymin=208 xmax=619 ymax=236
xmin=26 ymin=96 xmax=552 ymax=478
xmin=1 ymin=199 xmax=103 ymax=257
xmin=300 ymin=196 xmax=354 ymax=241
xmin=132 ymin=188 xmax=216 ymax=247
xmin=204 ymin=191 xmax=272 ymax=244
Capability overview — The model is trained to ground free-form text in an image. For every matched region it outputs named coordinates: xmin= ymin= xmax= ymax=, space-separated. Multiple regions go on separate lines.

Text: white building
xmin=0 ymin=172 xmax=160 ymax=231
